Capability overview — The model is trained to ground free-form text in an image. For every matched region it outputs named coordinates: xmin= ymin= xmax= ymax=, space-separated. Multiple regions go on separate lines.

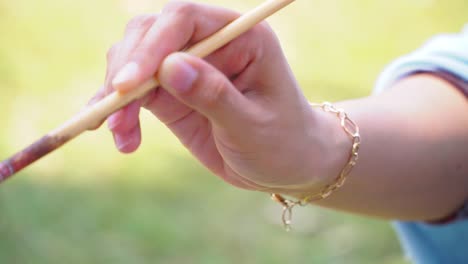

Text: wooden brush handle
xmin=0 ymin=0 xmax=295 ymax=182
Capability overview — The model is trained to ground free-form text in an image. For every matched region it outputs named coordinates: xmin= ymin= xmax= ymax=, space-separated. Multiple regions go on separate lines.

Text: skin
xmin=92 ymin=2 xmax=468 ymax=221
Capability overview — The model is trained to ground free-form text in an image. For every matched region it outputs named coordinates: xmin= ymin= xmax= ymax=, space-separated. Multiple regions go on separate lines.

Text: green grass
xmin=1 ymin=0 xmax=467 ymax=263
xmin=0 ymin=172 xmax=405 ymax=264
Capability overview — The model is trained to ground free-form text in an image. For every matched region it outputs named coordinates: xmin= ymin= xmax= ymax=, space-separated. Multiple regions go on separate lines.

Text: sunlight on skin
xmin=1 ymin=1 xmax=464 ymax=263
xmin=0 ymin=0 xmax=466 ymax=185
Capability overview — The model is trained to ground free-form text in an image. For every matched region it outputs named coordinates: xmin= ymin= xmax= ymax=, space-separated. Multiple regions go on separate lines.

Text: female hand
xmin=94 ymin=2 xmax=348 ymax=196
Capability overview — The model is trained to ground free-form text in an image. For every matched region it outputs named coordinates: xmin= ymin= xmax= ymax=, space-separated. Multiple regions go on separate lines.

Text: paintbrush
xmin=0 ymin=0 xmax=296 ymax=183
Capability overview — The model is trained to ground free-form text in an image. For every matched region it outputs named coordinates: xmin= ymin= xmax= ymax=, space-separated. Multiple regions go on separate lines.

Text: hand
xmin=93 ymin=2 xmax=346 ymax=196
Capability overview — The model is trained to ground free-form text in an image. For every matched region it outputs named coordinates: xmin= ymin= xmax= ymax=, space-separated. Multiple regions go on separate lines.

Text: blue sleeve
xmin=373 ymin=25 xmax=468 ymax=264
xmin=374 ymin=24 xmax=468 ymax=94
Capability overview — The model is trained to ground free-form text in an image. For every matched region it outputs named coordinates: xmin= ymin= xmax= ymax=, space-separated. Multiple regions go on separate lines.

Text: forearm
xmin=312 ymin=73 xmax=468 ymax=221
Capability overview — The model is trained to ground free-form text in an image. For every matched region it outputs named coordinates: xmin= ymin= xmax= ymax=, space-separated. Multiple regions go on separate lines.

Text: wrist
xmin=282 ymin=101 xmax=355 ymax=198
xmin=271 ymin=101 xmax=361 ymax=230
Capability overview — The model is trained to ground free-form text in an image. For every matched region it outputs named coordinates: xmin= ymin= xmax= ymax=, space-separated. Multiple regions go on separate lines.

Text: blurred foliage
xmin=0 ymin=0 xmax=467 ymax=263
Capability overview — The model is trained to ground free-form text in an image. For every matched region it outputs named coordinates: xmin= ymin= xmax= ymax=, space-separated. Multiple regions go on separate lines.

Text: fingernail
xmin=164 ymin=54 xmax=198 ymax=93
xmin=114 ymin=133 xmax=131 ymax=151
xmin=112 ymin=62 xmax=140 ymax=89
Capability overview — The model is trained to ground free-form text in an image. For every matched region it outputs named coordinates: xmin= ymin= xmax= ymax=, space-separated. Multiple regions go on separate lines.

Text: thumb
xmin=158 ymin=52 xmax=258 ymax=129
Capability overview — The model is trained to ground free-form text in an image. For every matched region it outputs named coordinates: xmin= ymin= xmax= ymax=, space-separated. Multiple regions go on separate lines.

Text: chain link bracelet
xmin=271 ymin=102 xmax=361 ymax=231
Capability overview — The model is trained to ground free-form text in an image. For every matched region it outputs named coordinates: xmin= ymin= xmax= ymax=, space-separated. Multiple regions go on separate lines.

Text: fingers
xmin=105 ymin=14 xmax=158 ymax=95
xmin=158 ymin=52 xmax=257 ymax=131
xmin=112 ymin=2 xmax=239 ymax=93
xmin=108 ymin=100 xmax=142 ymax=153
xmin=143 ymin=88 xmax=194 ymax=125
xmin=105 ymin=3 xmax=251 ymax=154
xmin=103 ymin=14 xmax=157 ymax=152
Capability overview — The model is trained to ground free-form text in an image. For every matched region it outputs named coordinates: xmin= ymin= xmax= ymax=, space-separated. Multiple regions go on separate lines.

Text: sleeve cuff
xmin=374 ymin=25 xmax=468 ymax=94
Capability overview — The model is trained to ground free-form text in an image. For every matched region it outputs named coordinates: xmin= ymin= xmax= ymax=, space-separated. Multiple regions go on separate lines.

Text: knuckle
xmin=131 ymin=48 xmax=155 ymax=68
xmin=140 ymin=14 xmax=158 ymax=28
xmin=251 ymin=21 xmax=275 ymax=40
xmin=163 ymin=1 xmax=196 ymax=17
xmin=201 ymin=75 xmax=228 ymax=108
xmin=125 ymin=15 xmax=145 ymax=31
xmin=258 ymin=21 xmax=274 ymax=33
xmin=238 ymin=21 xmax=275 ymax=49
xmin=125 ymin=14 xmax=157 ymax=32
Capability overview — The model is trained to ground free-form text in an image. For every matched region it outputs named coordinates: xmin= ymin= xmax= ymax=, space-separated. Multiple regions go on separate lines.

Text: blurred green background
xmin=0 ymin=0 xmax=466 ymax=263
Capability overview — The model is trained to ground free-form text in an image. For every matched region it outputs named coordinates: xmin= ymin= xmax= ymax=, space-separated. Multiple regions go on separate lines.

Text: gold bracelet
xmin=271 ymin=102 xmax=361 ymax=231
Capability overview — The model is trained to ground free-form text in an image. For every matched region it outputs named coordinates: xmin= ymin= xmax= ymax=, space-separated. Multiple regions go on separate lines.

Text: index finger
xmin=112 ymin=2 xmax=240 ymax=93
